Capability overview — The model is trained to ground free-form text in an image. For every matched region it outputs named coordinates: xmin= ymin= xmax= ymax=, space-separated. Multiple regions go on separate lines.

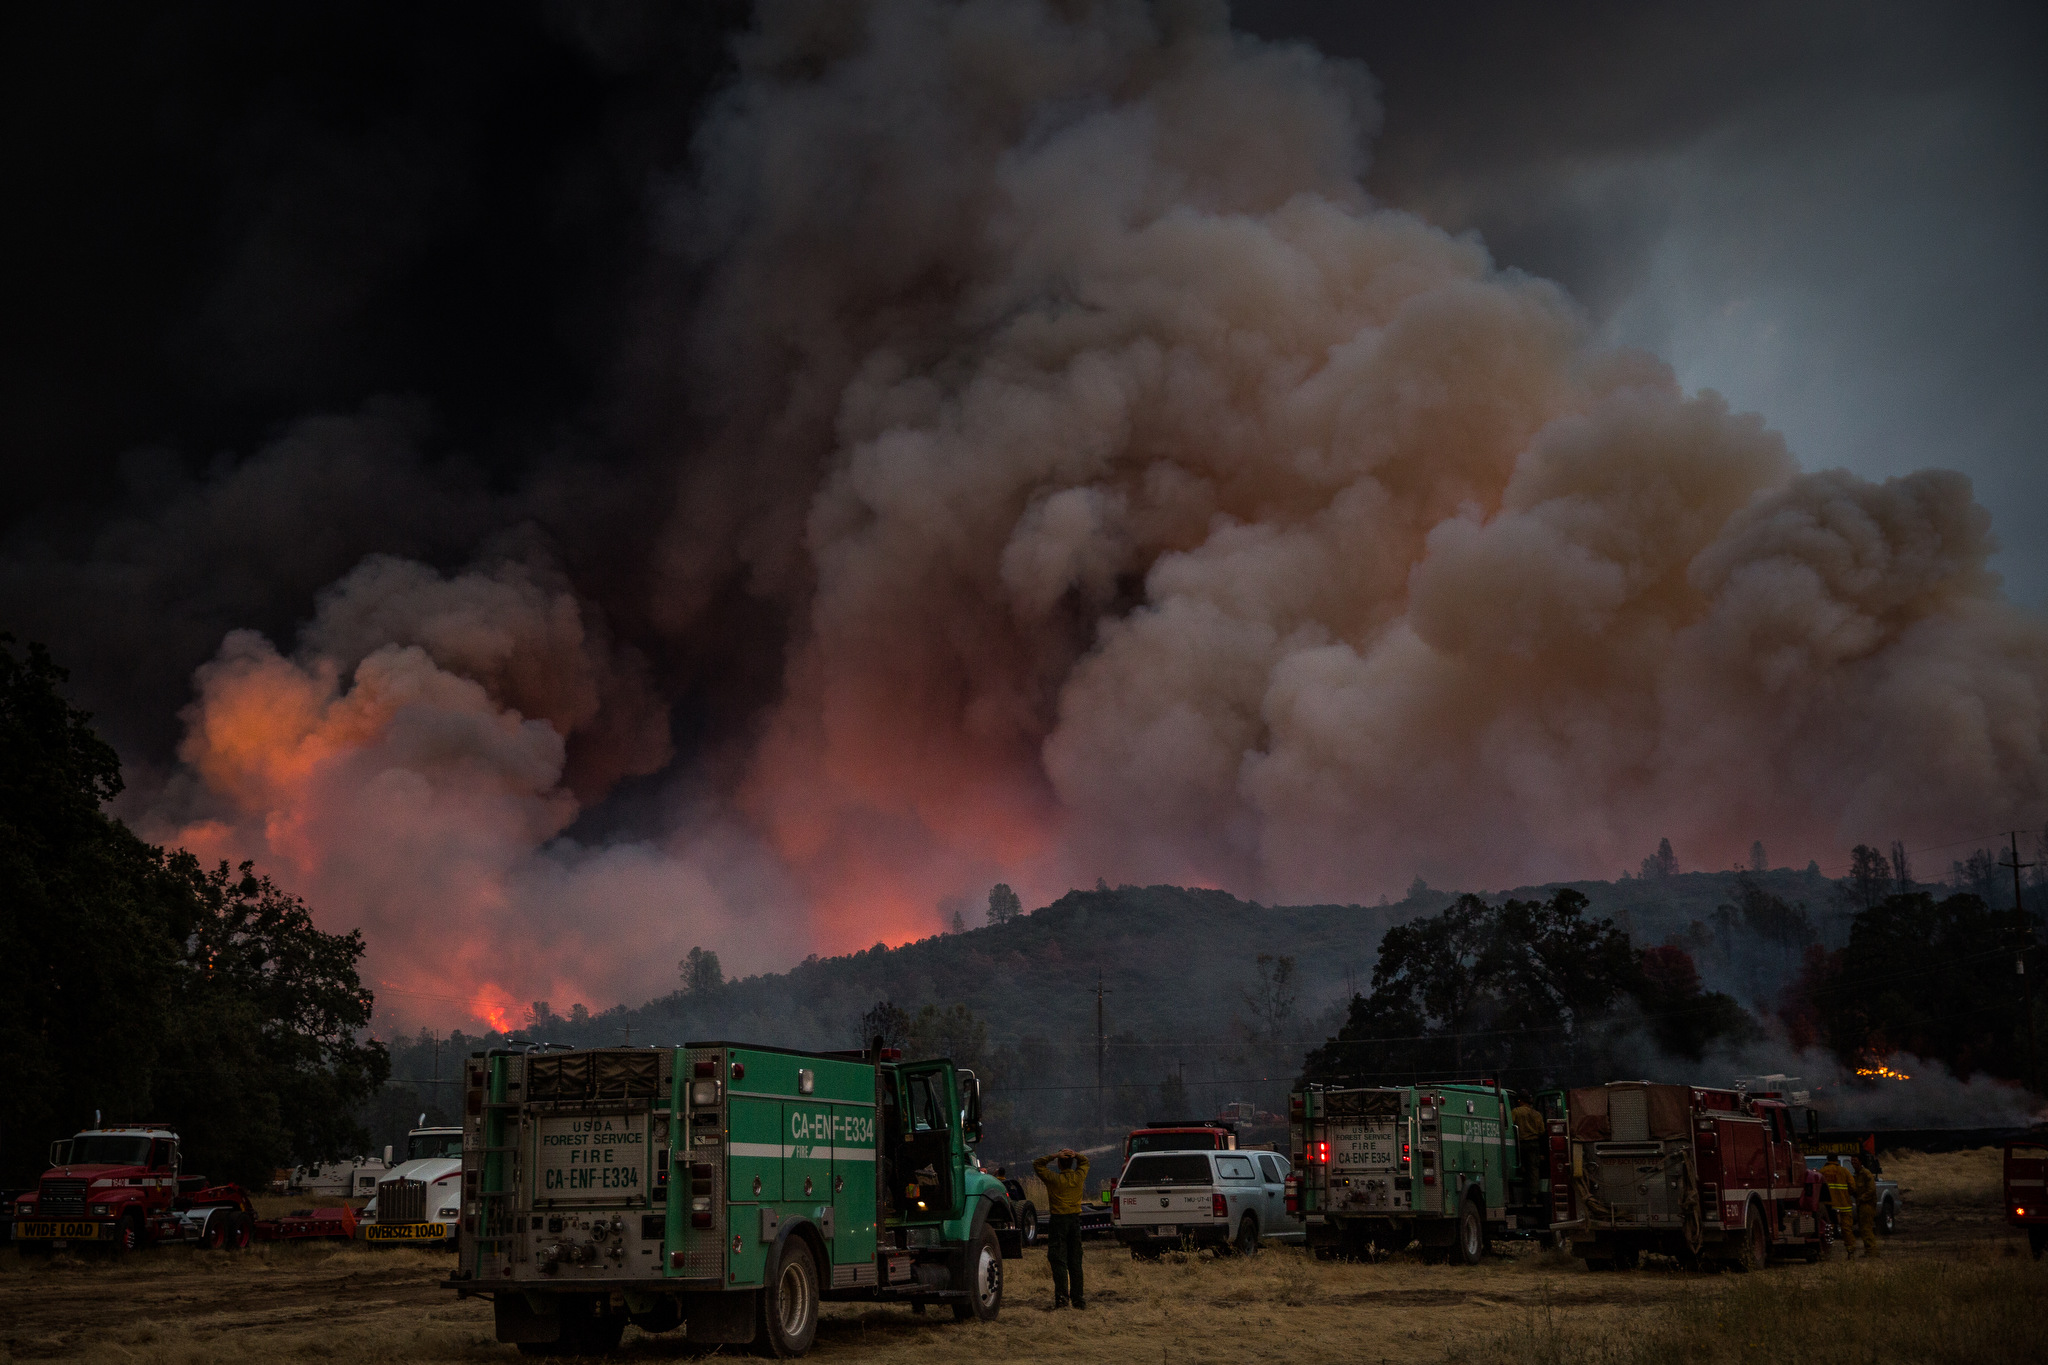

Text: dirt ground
xmin=2 ymin=1149 xmax=2037 ymax=1365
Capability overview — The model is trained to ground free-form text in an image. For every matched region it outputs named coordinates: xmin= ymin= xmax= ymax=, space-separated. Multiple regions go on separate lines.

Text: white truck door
xmin=1255 ymin=1153 xmax=1288 ymax=1235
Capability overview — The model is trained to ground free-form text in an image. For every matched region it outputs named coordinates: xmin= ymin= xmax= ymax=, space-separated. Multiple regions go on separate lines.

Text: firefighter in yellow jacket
xmin=1033 ymin=1148 xmax=1090 ymax=1309
xmin=1848 ymin=1157 xmax=1880 ymax=1256
xmin=1819 ymin=1155 xmax=1853 ymax=1254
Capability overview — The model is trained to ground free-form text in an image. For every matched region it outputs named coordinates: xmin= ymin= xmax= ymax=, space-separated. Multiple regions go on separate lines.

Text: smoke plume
xmin=139 ymin=0 xmax=2046 ymax=1023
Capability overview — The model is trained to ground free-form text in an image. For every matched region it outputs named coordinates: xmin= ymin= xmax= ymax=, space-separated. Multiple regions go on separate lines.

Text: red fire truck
xmin=2005 ymin=1136 xmax=2047 ymax=1258
xmin=1550 ymin=1081 xmax=1829 ymax=1270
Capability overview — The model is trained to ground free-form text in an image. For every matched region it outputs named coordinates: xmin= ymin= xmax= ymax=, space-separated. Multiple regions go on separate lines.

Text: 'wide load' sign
xmin=535 ymin=1114 xmax=648 ymax=1203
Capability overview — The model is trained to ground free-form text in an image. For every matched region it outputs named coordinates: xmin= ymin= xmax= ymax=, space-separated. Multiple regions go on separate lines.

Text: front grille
xmin=39 ymin=1178 xmax=87 ymax=1217
xmin=379 ymin=1178 xmax=426 ymax=1224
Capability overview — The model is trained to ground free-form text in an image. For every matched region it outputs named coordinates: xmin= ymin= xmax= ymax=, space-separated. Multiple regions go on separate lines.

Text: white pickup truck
xmin=1110 ymin=1149 xmax=1303 ymax=1257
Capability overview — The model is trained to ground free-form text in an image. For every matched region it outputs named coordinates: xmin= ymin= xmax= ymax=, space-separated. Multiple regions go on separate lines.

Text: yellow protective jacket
xmin=1512 ymin=1104 xmax=1545 ymax=1141
xmin=1820 ymin=1160 xmax=1853 ymax=1210
xmin=1850 ymin=1168 xmax=1878 ymax=1207
xmin=1033 ymin=1153 xmax=1091 ymax=1215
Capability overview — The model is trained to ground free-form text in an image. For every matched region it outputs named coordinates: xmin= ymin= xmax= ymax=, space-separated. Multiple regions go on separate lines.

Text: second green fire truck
xmin=446 ymin=1042 xmax=1022 ymax=1356
xmin=1288 ymin=1083 xmax=1562 ymax=1262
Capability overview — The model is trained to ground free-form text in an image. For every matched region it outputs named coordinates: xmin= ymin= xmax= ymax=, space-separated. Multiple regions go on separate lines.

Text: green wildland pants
xmin=1047 ymin=1213 xmax=1085 ymax=1305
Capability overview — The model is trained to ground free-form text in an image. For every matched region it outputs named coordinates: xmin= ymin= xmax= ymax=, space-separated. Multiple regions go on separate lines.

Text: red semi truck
xmin=11 ymin=1123 xmax=361 ymax=1254
xmin=1551 ymin=1081 xmax=1830 ymax=1270
xmin=11 ymin=1125 xmax=255 ymax=1253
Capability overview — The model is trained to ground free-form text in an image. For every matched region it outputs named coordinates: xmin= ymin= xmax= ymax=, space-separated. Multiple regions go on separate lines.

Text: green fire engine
xmin=445 ymin=1043 xmax=1021 ymax=1356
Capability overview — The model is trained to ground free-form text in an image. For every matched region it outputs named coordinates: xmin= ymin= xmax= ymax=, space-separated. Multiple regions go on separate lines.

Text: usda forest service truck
xmin=446 ymin=1044 xmax=1022 ymax=1356
xmin=1289 ymin=1084 xmax=1552 ymax=1264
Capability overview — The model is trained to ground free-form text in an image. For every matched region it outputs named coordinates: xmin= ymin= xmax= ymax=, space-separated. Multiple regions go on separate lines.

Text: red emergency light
xmin=1311 ymin=1141 xmax=1329 ymax=1163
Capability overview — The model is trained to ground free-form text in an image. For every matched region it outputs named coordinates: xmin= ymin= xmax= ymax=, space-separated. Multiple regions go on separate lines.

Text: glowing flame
xmin=476 ymin=999 xmax=514 ymax=1034
xmin=1855 ymin=1061 xmax=1912 ymax=1081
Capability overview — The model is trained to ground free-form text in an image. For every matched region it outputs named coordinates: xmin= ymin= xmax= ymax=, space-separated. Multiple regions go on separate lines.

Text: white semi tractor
xmin=360 ymin=1124 xmax=465 ymax=1247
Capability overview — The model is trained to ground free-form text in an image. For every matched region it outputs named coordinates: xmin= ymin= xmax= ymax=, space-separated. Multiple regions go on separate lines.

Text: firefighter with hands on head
xmin=1849 ymin=1155 xmax=1881 ymax=1256
xmin=1819 ymin=1154 xmax=1854 ymax=1255
xmin=1033 ymin=1147 xmax=1090 ymax=1310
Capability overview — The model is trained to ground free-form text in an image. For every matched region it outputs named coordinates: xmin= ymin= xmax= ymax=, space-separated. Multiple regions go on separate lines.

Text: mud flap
xmin=995 ymin=1226 xmax=1022 ymax=1259
xmin=494 ymin=1293 xmax=560 ymax=1344
xmin=684 ymin=1290 xmax=758 ymax=1345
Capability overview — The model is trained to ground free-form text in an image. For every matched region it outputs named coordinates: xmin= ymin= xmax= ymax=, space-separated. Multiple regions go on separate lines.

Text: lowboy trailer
xmin=445 ymin=1042 xmax=1024 ymax=1356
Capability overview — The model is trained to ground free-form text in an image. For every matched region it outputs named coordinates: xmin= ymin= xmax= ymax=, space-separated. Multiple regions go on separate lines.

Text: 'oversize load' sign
xmin=536 ymin=1113 xmax=647 ymax=1202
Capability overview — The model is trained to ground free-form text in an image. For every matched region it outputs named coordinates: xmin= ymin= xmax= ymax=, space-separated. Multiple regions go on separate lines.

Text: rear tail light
xmin=1212 ymin=1193 xmax=1227 ymax=1218
xmin=1312 ymin=1141 xmax=1329 ymax=1164
xmin=1284 ymin=1177 xmax=1300 ymax=1215
xmin=692 ymin=1212 xmax=713 ymax=1228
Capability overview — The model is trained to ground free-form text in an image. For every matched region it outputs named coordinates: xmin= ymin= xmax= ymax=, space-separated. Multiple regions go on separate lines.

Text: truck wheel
xmin=1730 ymin=1208 xmax=1767 ymax=1273
xmin=1451 ymin=1201 xmax=1484 ymax=1266
xmin=114 ymin=1211 xmax=145 ymax=1254
xmin=755 ymin=1237 xmax=819 ymax=1357
xmin=201 ymin=1212 xmax=228 ymax=1251
xmin=1232 ymin=1213 xmax=1260 ymax=1257
xmin=1018 ymin=1204 xmax=1038 ymax=1247
xmin=2030 ymin=1227 xmax=2046 ymax=1260
xmin=227 ymin=1213 xmax=254 ymax=1251
xmin=953 ymin=1227 xmax=1003 ymax=1322
xmin=1878 ymin=1199 xmax=1896 ymax=1237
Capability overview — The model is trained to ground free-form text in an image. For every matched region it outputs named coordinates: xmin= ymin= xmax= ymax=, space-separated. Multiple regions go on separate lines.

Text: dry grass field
xmin=2 ymin=1149 xmax=2039 ymax=1365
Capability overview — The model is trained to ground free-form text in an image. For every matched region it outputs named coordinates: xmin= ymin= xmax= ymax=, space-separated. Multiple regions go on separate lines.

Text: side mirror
xmin=959 ymin=1069 xmax=984 ymax=1142
xmin=49 ymin=1139 xmax=71 ymax=1167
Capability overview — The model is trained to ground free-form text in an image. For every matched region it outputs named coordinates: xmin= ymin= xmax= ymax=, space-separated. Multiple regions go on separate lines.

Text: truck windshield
xmin=1129 ymin=1132 xmax=1219 ymax=1155
xmin=406 ymin=1133 xmax=463 ymax=1161
xmin=66 ymin=1136 xmax=153 ymax=1166
xmin=1121 ymin=1155 xmax=1213 ymax=1187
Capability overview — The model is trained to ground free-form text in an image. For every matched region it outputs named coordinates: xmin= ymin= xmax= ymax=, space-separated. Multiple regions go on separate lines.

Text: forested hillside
xmin=378 ymin=863 xmax=1884 ymax=1163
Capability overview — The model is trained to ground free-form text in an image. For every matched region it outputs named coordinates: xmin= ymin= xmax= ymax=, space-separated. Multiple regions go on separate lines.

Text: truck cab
xmin=1124 ymin=1120 xmax=1237 ymax=1162
xmin=361 ymin=1125 xmax=465 ymax=1246
xmin=448 ymin=1043 xmax=1021 ymax=1356
xmin=12 ymin=1126 xmax=183 ymax=1253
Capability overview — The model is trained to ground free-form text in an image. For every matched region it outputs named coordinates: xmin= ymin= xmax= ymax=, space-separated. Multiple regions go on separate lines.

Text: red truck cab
xmin=2005 ymin=1137 xmax=2047 ymax=1258
xmin=1124 ymin=1120 xmax=1237 ymax=1163
xmin=13 ymin=1126 xmax=185 ymax=1252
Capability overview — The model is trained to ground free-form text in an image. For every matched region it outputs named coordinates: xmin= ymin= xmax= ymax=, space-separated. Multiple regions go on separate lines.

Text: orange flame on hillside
xmin=1856 ymin=1061 xmax=1912 ymax=1081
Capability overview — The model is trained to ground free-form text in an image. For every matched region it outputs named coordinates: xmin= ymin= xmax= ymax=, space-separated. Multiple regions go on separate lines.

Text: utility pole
xmin=2002 ymin=831 xmax=2036 ymax=1086
xmin=1095 ymin=970 xmax=1111 ymax=1136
